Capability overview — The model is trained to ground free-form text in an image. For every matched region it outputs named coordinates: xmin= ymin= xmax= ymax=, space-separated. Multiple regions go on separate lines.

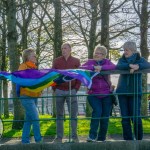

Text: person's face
xmin=93 ymin=49 xmax=105 ymax=61
xmin=124 ymin=48 xmax=133 ymax=58
xmin=28 ymin=52 xmax=37 ymax=63
xmin=61 ymin=44 xmax=71 ymax=58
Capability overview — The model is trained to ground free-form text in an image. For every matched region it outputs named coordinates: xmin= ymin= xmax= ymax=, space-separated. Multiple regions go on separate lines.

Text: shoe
xmin=36 ymin=140 xmax=43 ymax=144
xmin=52 ymin=138 xmax=62 ymax=143
xmin=36 ymin=138 xmax=43 ymax=143
xmin=86 ymin=137 xmax=96 ymax=142
xmin=71 ymin=138 xmax=79 ymax=143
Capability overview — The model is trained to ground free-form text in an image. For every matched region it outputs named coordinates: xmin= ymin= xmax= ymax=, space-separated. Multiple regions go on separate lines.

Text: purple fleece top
xmin=80 ymin=59 xmax=116 ymax=97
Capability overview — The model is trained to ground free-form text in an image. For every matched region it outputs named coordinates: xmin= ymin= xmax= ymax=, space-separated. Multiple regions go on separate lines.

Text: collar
xmin=122 ymin=52 xmax=141 ymax=61
xmin=25 ymin=61 xmax=37 ymax=69
xmin=63 ymin=55 xmax=72 ymax=61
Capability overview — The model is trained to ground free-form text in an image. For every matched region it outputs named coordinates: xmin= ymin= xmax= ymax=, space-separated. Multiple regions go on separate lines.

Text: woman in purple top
xmin=81 ymin=45 xmax=116 ymax=142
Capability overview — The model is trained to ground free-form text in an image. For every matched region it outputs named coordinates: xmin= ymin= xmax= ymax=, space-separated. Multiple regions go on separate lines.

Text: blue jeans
xmin=20 ymin=96 xmax=41 ymax=143
xmin=118 ymin=95 xmax=143 ymax=140
xmin=88 ymin=95 xmax=112 ymax=141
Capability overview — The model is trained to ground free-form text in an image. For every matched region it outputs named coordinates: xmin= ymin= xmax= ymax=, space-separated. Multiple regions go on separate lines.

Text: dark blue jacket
xmin=116 ymin=53 xmax=150 ymax=94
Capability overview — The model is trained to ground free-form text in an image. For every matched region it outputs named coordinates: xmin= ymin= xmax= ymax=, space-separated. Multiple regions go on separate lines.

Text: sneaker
xmin=52 ymin=138 xmax=62 ymax=143
xmin=87 ymin=137 xmax=96 ymax=142
xmin=71 ymin=138 xmax=79 ymax=143
xmin=36 ymin=140 xmax=43 ymax=144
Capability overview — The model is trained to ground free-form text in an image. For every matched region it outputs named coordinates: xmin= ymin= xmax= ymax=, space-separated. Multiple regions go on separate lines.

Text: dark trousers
xmin=88 ymin=95 xmax=112 ymax=141
xmin=118 ymin=95 xmax=143 ymax=140
xmin=55 ymin=89 xmax=78 ymax=139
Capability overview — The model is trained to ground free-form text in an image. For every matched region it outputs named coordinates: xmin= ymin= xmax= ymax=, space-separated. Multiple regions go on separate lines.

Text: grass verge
xmin=2 ymin=115 xmax=150 ymax=138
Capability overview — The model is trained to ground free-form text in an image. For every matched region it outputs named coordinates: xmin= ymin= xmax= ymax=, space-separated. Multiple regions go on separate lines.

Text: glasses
xmin=94 ymin=52 xmax=104 ymax=55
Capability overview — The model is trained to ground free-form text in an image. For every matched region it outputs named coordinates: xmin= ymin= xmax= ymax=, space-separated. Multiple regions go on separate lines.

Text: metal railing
xmin=0 ymin=69 xmax=150 ymax=141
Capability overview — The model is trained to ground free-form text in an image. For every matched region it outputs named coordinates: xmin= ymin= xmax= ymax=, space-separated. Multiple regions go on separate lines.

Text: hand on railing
xmin=94 ymin=65 xmax=102 ymax=73
xmin=129 ymin=64 xmax=139 ymax=74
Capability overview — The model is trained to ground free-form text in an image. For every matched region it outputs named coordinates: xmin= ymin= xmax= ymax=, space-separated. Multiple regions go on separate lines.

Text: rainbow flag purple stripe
xmin=0 ymin=69 xmax=98 ymax=92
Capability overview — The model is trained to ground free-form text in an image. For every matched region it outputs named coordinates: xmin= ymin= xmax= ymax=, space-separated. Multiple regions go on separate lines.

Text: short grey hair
xmin=22 ymin=48 xmax=35 ymax=62
xmin=94 ymin=45 xmax=107 ymax=56
xmin=123 ymin=41 xmax=137 ymax=52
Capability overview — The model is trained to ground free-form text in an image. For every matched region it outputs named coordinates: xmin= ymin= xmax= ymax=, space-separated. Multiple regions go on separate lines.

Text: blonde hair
xmin=94 ymin=45 xmax=107 ymax=56
xmin=22 ymin=48 xmax=35 ymax=62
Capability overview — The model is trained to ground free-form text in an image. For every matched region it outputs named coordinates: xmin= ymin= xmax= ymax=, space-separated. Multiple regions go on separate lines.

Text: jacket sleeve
xmin=80 ymin=60 xmax=95 ymax=71
xmin=18 ymin=63 xmax=28 ymax=71
xmin=101 ymin=60 xmax=116 ymax=70
xmin=116 ymin=58 xmax=130 ymax=70
xmin=138 ymin=58 xmax=150 ymax=69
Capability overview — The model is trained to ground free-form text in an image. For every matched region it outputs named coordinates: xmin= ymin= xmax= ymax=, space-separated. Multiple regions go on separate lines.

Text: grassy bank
xmin=2 ymin=115 xmax=150 ymax=138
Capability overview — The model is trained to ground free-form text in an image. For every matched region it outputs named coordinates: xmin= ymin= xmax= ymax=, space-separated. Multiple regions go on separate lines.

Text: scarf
xmin=126 ymin=53 xmax=137 ymax=64
xmin=25 ymin=61 xmax=37 ymax=69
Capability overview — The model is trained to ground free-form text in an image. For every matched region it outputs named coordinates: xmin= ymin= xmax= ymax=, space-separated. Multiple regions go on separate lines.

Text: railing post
xmin=42 ymin=98 xmax=44 ymax=115
xmin=0 ymin=79 xmax=2 ymax=117
xmin=69 ymin=81 xmax=71 ymax=142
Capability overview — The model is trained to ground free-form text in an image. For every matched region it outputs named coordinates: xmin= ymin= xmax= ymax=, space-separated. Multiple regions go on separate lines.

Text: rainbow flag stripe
xmin=0 ymin=69 xmax=98 ymax=92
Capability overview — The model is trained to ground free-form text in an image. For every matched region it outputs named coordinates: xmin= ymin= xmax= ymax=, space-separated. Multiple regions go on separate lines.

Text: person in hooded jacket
xmin=116 ymin=41 xmax=150 ymax=140
xmin=81 ymin=45 xmax=116 ymax=142
xmin=18 ymin=48 xmax=42 ymax=144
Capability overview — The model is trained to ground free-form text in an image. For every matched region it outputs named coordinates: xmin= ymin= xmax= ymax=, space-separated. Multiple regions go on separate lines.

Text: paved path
xmin=1 ymin=135 xmax=150 ymax=145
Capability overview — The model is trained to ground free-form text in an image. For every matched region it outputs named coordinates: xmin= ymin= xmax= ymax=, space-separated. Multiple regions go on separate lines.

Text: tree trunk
xmin=52 ymin=0 xmax=62 ymax=117
xmin=3 ymin=80 xmax=9 ymax=118
xmin=1 ymin=4 xmax=9 ymax=118
xmin=0 ymin=80 xmax=2 ymax=118
xmin=139 ymin=0 xmax=149 ymax=115
xmin=6 ymin=0 xmax=24 ymax=129
xmin=88 ymin=0 xmax=98 ymax=59
xmin=53 ymin=0 xmax=62 ymax=58
xmin=100 ymin=0 xmax=110 ymax=56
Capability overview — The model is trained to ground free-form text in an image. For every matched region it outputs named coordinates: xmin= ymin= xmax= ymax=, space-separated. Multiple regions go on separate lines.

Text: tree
xmin=53 ymin=0 xmax=62 ymax=58
xmin=16 ymin=0 xmax=34 ymax=50
xmin=1 ymin=1 xmax=9 ymax=118
xmin=100 ymin=0 xmax=110 ymax=53
xmin=88 ymin=0 xmax=98 ymax=58
xmin=133 ymin=0 xmax=150 ymax=115
xmin=6 ymin=0 xmax=24 ymax=129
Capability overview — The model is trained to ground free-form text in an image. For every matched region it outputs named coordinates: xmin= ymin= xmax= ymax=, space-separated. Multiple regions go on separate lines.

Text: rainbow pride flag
xmin=0 ymin=69 xmax=98 ymax=92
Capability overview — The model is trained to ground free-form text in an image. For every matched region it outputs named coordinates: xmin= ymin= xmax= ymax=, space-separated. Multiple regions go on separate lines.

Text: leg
xmin=20 ymin=96 xmax=41 ymax=143
xmin=118 ymin=95 xmax=133 ymax=140
xmin=31 ymin=99 xmax=41 ymax=142
xmin=97 ymin=96 xmax=112 ymax=141
xmin=55 ymin=89 xmax=65 ymax=140
xmin=129 ymin=95 xmax=143 ymax=140
xmin=21 ymin=99 xmax=31 ymax=144
xmin=87 ymin=96 xmax=102 ymax=140
xmin=66 ymin=89 xmax=78 ymax=139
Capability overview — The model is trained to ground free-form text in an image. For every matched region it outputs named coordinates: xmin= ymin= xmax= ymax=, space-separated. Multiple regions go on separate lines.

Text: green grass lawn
xmin=2 ymin=115 xmax=150 ymax=138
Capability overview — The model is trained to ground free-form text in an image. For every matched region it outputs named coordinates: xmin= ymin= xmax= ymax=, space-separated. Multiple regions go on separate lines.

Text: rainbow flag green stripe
xmin=0 ymin=69 xmax=98 ymax=92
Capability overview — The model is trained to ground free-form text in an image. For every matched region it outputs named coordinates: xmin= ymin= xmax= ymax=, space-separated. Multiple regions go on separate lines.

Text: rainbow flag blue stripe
xmin=0 ymin=69 xmax=98 ymax=92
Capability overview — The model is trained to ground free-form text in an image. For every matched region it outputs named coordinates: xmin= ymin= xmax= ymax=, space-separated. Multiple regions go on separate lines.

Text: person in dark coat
xmin=116 ymin=41 xmax=150 ymax=140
